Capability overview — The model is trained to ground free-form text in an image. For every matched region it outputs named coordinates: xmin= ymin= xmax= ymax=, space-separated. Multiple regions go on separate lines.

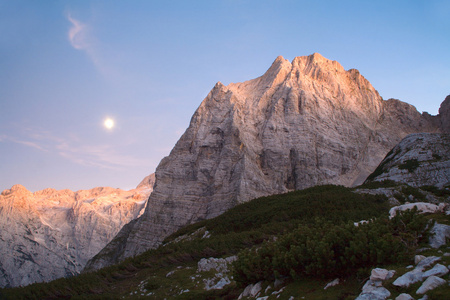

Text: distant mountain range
xmin=0 ymin=174 xmax=154 ymax=287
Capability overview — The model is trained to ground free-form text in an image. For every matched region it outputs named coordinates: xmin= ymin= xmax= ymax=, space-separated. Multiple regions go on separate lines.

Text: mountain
xmin=0 ymin=177 xmax=154 ymax=288
xmin=365 ymin=133 xmax=450 ymax=188
xmin=86 ymin=53 xmax=448 ymax=271
xmin=2 ymin=125 xmax=449 ymax=298
xmin=3 ymin=182 xmax=448 ymax=299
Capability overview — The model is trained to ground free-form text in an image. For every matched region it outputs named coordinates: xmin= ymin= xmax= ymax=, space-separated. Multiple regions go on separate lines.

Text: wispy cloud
xmin=56 ymin=142 xmax=146 ymax=169
xmin=1 ymin=129 xmax=149 ymax=170
xmin=67 ymin=14 xmax=88 ymax=50
xmin=1 ymin=134 xmax=47 ymax=152
xmin=66 ymin=13 xmax=113 ymax=77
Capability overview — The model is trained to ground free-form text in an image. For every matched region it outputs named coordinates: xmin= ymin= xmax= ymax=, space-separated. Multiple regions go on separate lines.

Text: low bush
xmin=233 ymin=208 xmax=432 ymax=285
xmin=398 ymin=159 xmax=420 ymax=173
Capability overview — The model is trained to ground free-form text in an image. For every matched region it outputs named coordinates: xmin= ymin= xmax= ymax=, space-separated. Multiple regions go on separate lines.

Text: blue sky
xmin=1 ymin=0 xmax=449 ymax=192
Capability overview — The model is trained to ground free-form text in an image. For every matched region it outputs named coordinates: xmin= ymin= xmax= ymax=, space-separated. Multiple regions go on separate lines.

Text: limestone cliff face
xmin=86 ymin=53 xmax=443 ymax=270
xmin=0 ymin=180 xmax=153 ymax=287
xmin=424 ymin=95 xmax=450 ymax=133
xmin=365 ymin=133 xmax=450 ymax=188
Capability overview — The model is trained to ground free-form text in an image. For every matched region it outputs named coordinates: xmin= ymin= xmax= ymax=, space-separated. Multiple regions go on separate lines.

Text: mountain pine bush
xmin=233 ymin=207 xmax=432 ymax=285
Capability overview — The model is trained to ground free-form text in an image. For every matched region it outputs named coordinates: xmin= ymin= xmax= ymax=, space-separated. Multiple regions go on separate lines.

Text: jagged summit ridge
xmin=86 ymin=53 xmax=444 ymax=271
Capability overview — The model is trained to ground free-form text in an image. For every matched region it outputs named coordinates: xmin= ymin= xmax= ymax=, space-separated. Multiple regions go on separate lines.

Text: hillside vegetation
xmin=0 ymin=183 xmax=447 ymax=299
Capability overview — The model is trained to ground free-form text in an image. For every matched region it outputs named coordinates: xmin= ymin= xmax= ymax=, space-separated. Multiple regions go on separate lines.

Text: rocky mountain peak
xmin=439 ymin=95 xmax=450 ymax=115
xmin=421 ymin=94 xmax=450 ymax=134
xmin=136 ymin=173 xmax=156 ymax=190
xmin=438 ymin=95 xmax=450 ymax=132
xmin=1 ymin=184 xmax=30 ymax=196
xmin=86 ymin=54 xmax=443 ymax=271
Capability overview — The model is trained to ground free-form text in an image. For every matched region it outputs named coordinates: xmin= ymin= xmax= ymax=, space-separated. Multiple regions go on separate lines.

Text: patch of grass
xmin=268 ymin=276 xmax=361 ymax=300
xmin=427 ymin=281 xmax=450 ymax=299
xmin=432 ymin=153 xmax=442 ymax=161
xmin=356 ymin=180 xmax=399 ymax=190
xmin=400 ymin=186 xmax=426 ymax=202
xmin=420 ymin=185 xmax=450 ymax=198
xmin=423 ymin=212 xmax=450 ymax=225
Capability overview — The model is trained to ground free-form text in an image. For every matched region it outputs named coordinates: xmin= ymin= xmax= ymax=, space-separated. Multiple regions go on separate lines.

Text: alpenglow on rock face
xmin=0 ymin=179 xmax=153 ymax=288
xmin=86 ymin=53 xmax=446 ymax=271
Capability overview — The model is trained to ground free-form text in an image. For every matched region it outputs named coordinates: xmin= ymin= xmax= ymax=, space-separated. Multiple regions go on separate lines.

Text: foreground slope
xmin=3 ymin=182 xmax=448 ymax=299
xmin=87 ymin=53 xmax=445 ymax=270
xmin=0 ymin=176 xmax=154 ymax=288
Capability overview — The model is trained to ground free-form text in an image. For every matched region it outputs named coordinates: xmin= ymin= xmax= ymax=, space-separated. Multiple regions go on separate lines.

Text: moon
xmin=104 ymin=118 xmax=115 ymax=130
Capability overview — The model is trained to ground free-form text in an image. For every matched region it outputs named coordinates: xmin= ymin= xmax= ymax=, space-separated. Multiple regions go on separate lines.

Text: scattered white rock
xmin=354 ymin=220 xmax=369 ymax=226
xmin=256 ymin=297 xmax=269 ymax=300
xmin=197 ymin=256 xmax=237 ymax=273
xmin=416 ymin=256 xmax=441 ymax=269
xmin=324 ymin=278 xmax=340 ymax=289
xmin=197 ymin=256 xmax=237 ymax=291
xmin=250 ymin=281 xmax=263 ymax=297
xmin=389 ymin=202 xmax=443 ymax=218
xmin=422 ymin=263 xmax=449 ymax=278
xmin=429 ymin=223 xmax=450 ymax=248
xmin=204 ymin=277 xmax=231 ymax=290
xmin=274 ymin=277 xmax=285 ymax=288
xmin=393 ymin=268 xmax=424 ymax=288
xmin=271 ymin=287 xmax=285 ymax=295
xmin=370 ymin=268 xmax=395 ymax=281
xmin=238 ymin=284 xmax=253 ymax=299
xmin=395 ymin=293 xmax=414 ymax=300
xmin=415 ymin=255 xmax=426 ymax=265
xmin=356 ymin=279 xmax=391 ymax=300
xmin=202 ymin=230 xmax=211 ymax=239
xmin=416 ymin=275 xmax=446 ymax=294
xmin=166 ymin=270 xmax=175 ymax=277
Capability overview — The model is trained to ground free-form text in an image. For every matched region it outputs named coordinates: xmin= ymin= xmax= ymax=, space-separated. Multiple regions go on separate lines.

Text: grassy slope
xmin=0 ymin=183 xmax=448 ymax=300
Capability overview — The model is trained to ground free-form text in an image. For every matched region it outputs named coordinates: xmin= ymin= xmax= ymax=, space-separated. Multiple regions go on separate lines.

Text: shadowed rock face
xmin=0 ymin=180 xmax=153 ymax=288
xmin=86 ymin=53 xmax=445 ymax=271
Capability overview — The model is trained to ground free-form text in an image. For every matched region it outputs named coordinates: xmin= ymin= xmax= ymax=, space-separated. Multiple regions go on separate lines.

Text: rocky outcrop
xmin=356 ymin=256 xmax=449 ymax=299
xmin=389 ymin=202 xmax=446 ymax=218
xmin=197 ymin=256 xmax=237 ymax=290
xmin=424 ymin=95 xmax=450 ymax=133
xmin=87 ymin=53 xmax=444 ymax=270
xmin=429 ymin=223 xmax=450 ymax=248
xmin=0 ymin=178 xmax=153 ymax=287
xmin=365 ymin=133 xmax=450 ymax=188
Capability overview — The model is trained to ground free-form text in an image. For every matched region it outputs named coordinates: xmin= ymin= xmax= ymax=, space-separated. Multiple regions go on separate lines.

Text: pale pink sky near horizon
xmin=1 ymin=0 xmax=449 ymax=192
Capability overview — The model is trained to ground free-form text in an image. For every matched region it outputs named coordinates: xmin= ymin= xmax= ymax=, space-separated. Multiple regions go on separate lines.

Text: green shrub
xmin=233 ymin=208 xmax=431 ymax=285
xmin=398 ymin=159 xmax=420 ymax=173
xmin=432 ymin=153 xmax=442 ymax=161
